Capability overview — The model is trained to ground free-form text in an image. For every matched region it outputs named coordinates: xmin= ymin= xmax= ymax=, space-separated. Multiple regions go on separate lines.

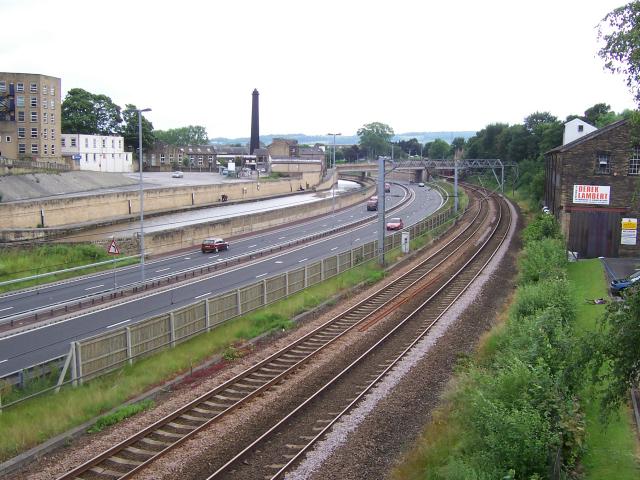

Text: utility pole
xmin=377 ymin=156 xmax=386 ymax=265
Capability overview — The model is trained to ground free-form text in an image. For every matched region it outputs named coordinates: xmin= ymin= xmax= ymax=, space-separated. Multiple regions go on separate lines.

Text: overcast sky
xmin=2 ymin=0 xmax=635 ymax=138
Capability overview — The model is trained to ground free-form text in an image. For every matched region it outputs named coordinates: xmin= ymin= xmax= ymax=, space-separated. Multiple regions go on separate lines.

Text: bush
xmin=510 ymin=278 xmax=575 ymax=325
xmin=522 ymin=214 xmax=563 ymax=246
xmin=519 ymin=238 xmax=567 ymax=284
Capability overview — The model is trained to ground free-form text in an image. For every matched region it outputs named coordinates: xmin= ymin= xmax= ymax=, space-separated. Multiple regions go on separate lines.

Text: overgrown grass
xmin=0 ymin=244 xmax=138 ymax=293
xmin=87 ymin=399 xmax=154 ymax=433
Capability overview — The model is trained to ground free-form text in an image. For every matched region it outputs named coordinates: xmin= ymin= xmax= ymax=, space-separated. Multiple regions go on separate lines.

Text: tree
xmin=397 ymin=138 xmax=421 ymax=156
xmin=155 ymin=125 xmax=209 ymax=145
xmin=524 ymin=111 xmax=558 ymax=133
xmin=61 ymin=88 xmax=123 ymax=135
xmin=427 ymin=139 xmax=450 ymax=159
xmin=342 ymin=145 xmax=361 ymax=162
xmin=120 ymin=104 xmax=155 ymax=156
xmin=357 ymin=122 xmax=394 ymax=158
xmin=598 ymin=2 xmax=640 ymax=104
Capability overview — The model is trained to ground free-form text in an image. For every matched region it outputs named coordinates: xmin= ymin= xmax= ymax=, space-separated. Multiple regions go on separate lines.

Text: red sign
xmin=107 ymin=239 xmax=120 ymax=255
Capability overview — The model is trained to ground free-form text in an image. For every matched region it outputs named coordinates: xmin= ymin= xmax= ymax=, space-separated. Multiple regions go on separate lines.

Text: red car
xmin=386 ymin=217 xmax=404 ymax=231
xmin=201 ymin=238 xmax=229 ymax=253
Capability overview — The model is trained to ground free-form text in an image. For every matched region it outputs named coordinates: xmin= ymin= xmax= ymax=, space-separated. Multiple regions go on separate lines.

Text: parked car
xmin=221 ymin=168 xmax=229 ymax=176
xmin=610 ymin=270 xmax=640 ymax=295
xmin=367 ymin=195 xmax=378 ymax=211
xmin=386 ymin=217 xmax=404 ymax=230
xmin=171 ymin=171 xmax=184 ymax=178
xmin=418 ymin=182 xmax=425 ymax=187
xmin=201 ymin=238 xmax=229 ymax=253
xmin=384 ymin=182 xmax=391 ymax=193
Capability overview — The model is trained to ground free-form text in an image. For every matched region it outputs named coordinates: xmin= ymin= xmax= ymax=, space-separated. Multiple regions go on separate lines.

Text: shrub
xmin=522 ymin=214 xmax=562 ymax=246
xmin=510 ymin=278 xmax=575 ymax=325
xmin=519 ymin=238 xmax=567 ymax=284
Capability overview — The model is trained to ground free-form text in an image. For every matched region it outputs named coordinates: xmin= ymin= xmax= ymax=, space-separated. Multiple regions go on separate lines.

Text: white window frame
xmin=30 ymin=111 xmax=37 ymax=122
xmin=71 ymin=137 xmax=77 ymax=147
xmin=16 ymin=82 xmax=24 ymax=93
xmin=31 ymin=144 xmax=38 ymax=154
xmin=18 ymin=143 xmax=26 ymax=154
xmin=30 ymin=96 xmax=37 ymax=108
xmin=17 ymin=127 xmax=25 ymax=138
xmin=17 ymin=111 xmax=25 ymax=122
xmin=16 ymin=95 xmax=25 ymax=107
xmin=61 ymin=137 xmax=66 ymax=147
xmin=30 ymin=83 xmax=37 ymax=93
xmin=51 ymin=144 xmax=55 ymax=155
xmin=0 ymin=81 xmax=5 ymax=93
xmin=31 ymin=128 xmax=38 ymax=138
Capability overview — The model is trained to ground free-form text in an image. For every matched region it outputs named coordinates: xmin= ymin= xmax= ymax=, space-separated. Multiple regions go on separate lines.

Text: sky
xmin=2 ymin=0 xmax=636 ymax=138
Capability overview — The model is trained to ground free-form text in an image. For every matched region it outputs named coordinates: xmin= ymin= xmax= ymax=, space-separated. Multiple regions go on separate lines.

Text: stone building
xmin=544 ymin=119 xmax=640 ymax=258
xmin=0 ymin=72 xmax=62 ymax=163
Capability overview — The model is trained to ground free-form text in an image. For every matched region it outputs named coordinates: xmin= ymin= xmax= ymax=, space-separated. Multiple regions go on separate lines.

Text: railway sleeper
xmin=106 ymin=455 xmax=143 ymax=467
xmin=211 ymin=393 xmax=243 ymax=402
xmin=153 ymin=428 xmax=184 ymax=440
xmin=180 ymin=413 xmax=209 ymax=422
xmin=89 ymin=465 xmax=124 ymax=478
xmin=203 ymin=399 xmax=232 ymax=409
xmin=166 ymin=421 xmax=198 ymax=431
xmin=124 ymin=445 xmax=156 ymax=457
xmin=139 ymin=436 xmax=171 ymax=448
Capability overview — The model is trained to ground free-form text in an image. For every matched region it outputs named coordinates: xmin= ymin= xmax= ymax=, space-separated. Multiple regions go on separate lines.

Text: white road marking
xmin=85 ymin=284 xmax=104 ymax=291
xmin=0 ymin=306 xmax=14 ymax=312
xmin=184 ymin=257 xmax=191 ymax=260
xmin=195 ymin=292 xmax=211 ymax=299
xmin=354 ymin=238 xmax=360 ymax=242
xmin=248 ymin=245 xmax=257 ymax=248
xmin=0 ymin=359 xmax=7 ymax=364
xmin=331 ymin=247 xmax=338 ymax=251
xmin=155 ymin=267 xmax=170 ymax=273
xmin=107 ymin=319 xmax=131 ymax=329
xmin=275 ymin=261 xmax=283 ymax=264
xmin=256 ymin=273 xmax=268 ymax=278
xmin=278 ymin=236 xmax=286 ymax=239
xmin=298 ymin=258 xmax=308 ymax=263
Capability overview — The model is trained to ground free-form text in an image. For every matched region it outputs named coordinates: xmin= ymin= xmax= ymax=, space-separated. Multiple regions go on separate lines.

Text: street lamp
xmin=327 ymin=133 xmax=341 ymax=213
xmin=137 ymin=107 xmax=151 ymax=284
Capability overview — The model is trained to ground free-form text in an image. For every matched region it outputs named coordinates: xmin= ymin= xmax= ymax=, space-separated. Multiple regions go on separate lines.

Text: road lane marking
xmin=298 ymin=258 xmax=308 ymax=263
xmin=354 ymin=238 xmax=360 ymax=242
xmin=85 ymin=284 xmax=104 ymax=291
xmin=248 ymin=245 xmax=257 ymax=248
xmin=0 ymin=307 xmax=14 ymax=312
xmin=331 ymin=247 xmax=338 ymax=251
xmin=256 ymin=273 xmax=268 ymax=278
xmin=278 ymin=236 xmax=286 ymax=239
xmin=0 ymin=359 xmax=7 ymax=364
xmin=184 ymin=257 xmax=191 ymax=260
xmin=275 ymin=261 xmax=283 ymax=264
xmin=195 ymin=292 xmax=212 ymax=299
xmin=107 ymin=319 xmax=131 ymax=329
xmin=155 ymin=267 xmax=170 ymax=273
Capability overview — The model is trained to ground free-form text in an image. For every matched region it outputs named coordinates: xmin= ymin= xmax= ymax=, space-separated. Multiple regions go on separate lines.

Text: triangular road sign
xmin=107 ymin=239 xmax=120 ymax=255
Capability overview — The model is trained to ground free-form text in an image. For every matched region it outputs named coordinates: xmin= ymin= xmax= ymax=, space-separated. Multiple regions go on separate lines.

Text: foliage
xmin=61 ymin=88 xmax=122 ymax=135
xmin=427 ymin=139 xmax=451 ymax=159
xmin=87 ymin=399 xmax=154 ymax=433
xmin=397 ymin=138 xmax=423 ymax=156
xmin=518 ymin=239 xmax=568 ymax=285
xmin=120 ymin=104 xmax=155 ymax=155
xmin=357 ymin=122 xmax=394 ymax=158
xmin=521 ymin=214 xmax=563 ymax=245
xmin=598 ymin=2 xmax=640 ymax=105
xmin=155 ymin=125 xmax=209 ymax=145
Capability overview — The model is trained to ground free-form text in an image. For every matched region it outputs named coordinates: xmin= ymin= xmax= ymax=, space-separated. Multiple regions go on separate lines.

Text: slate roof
xmin=546 ymin=119 xmax=627 ymax=154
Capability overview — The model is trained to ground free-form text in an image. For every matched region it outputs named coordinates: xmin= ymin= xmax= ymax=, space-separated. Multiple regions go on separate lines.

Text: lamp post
xmin=137 ymin=107 xmax=151 ymax=284
xmin=327 ymin=132 xmax=341 ymax=214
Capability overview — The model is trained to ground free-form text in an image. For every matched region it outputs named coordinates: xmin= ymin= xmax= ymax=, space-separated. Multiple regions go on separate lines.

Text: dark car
xmin=367 ymin=195 xmax=378 ymax=211
xmin=201 ymin=237 xmax=229 ymax=253
xmin=386 ymin=217 xmax=404 ymax=230
xmin=610 ymin=270 xmax=640 ymax=295
xmin=384 ymin=182 xmax=391 ymax=193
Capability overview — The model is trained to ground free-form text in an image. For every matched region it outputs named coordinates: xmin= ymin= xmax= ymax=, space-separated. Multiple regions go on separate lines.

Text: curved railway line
xmin=56 ymin=184 xmax=511 ymax=480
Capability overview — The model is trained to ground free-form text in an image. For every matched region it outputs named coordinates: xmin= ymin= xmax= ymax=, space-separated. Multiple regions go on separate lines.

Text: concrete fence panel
xmin=266 ymin=274 xmax=287 ymax=304
xmin=129 ymin=314 xmax=171 ymax=358
xmin=239 ymin=282 xmax=265 ymax=314
xmin=288 ymin=266 xmax=306 ymax=294
xmin=79 ymin=329 xmax=128 ymax=380
xmin=323 ymin=256 xmax=338 ymax=279
xmin=208 ymin=292 xmax=239 ymax=327
xmin=306 ymin=261 xmax=322 ymax=287
xmin=174 ymin=302 xmax=207 ymax=344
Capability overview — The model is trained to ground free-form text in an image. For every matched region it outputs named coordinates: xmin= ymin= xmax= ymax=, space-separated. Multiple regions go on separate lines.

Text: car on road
xmin=418 ymin=182 xmax=425 ymax=187
xmin=384 ymin=182 xmax=391 ymax=193
xmin=386 ymin=217 xmax=404 ymax=230
xmin=610 ymin=270 xmax=640 ymax=295
xmin=367 ymin=195 xmax=378 ymax=211
xmin=201 ymin=237 xmax=229 ymax=253
xmin=171 ymin=171 xmax=184 ymax=178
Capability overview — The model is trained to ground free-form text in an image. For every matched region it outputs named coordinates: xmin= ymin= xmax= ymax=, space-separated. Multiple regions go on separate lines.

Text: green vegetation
xmin=0 ymin=244 xmax=138 ymax=293
xmin=87 ymin=399 xmax=154 ymax=433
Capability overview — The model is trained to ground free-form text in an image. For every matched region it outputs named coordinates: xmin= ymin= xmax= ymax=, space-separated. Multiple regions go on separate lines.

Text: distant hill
xmin=210 ymin=131 xmax=476 ymax=146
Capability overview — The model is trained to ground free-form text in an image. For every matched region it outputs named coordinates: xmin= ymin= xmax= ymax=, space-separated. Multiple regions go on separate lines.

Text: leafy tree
xmin=427 ymin=138 xmax=450 ymax=159
xmin=598 ymin=2 xmax=640 ymax=104
xmin=342 ymin=145 xmax=361 ymax=162
xmin=450 ymin=136 xmax=466 ymax=156
xmin=524 ymin=111 xmax=558 ymax=133
xmin=357 ymin=122 xmax=394 ymax=158
xmin=61 ymin=88 xmax=122 ymax=135
xmin=397 ymin=138 xmax=421 ymax=156
xmin=584 ymin=103 xmax=612 ymax=125
xmin=155 ymin=125 xmax=209 ymax=145
xmin=120 ymin=104 xmax=155 ymax=157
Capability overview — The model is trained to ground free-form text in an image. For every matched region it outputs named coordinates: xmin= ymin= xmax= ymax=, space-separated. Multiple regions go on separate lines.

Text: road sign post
xmin=107 ymin=239 xmax=120 ymax=288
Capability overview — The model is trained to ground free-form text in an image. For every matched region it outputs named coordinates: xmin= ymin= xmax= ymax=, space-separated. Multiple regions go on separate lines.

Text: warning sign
xmin=107 ymin=239 xmax=120 ymax=255
xmin=621 ymin=218 xmax=637 ymax=246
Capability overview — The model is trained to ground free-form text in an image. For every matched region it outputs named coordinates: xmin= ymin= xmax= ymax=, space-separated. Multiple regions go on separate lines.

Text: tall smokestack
xmin=250 ymin=89 xmax=260 ymax=154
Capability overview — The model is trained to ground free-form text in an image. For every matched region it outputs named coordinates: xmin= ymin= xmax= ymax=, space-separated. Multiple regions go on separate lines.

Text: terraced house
xmin=545 ymin=119 xmax=640 ymax=258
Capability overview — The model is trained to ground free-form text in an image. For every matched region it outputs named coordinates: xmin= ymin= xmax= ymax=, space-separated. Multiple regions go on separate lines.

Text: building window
xmin=596 ymin=152 xmax=611 ymax=175
xmin=51 ymin=128 xmax=55 ymax=140
xmin=31 ymin=144 xmax=38 ymax=154
xmin=50 ymin=113 xmax=55 ymax=123
xmin=16 ymin=95 xmax=24 ymax=107
xmin=50 ymin=99 xmax=54 ymax=109
xmin=50 ymin=86 xmax=55 ymax=96
xmin=51 ymin=144 xmax=55 ymax=155
xmin=84 ymin=138 xmax=88 ymax=147
xmin=18 ymin=143 xmax=26 ymax=154
xmin=160 ymin=154 xmax=165 ymax=164
xmin=18 ymin=127 xmax=25 ymax=138
xmin=118 ymin=139 xmax=122 ymax=149
xmin=578 ymin=125 xmax=584 ymax=133
xmin=61 ymin=137 xmax=66 ymax=147
xmin=42 ymin=84 xmax=47 ymax=95
xmin=43 ymin=112 xmax=48 ymax=123
xmin=31 ymin=111 xmax=37 ymax=122
xmin=630 ymin=147 xmax=640 ymax=175
xmin=17 ymin=111 xmax=24 ymax=122
xmin=30 ymin=83 xmax=37 ymax=93
xmin=43 ymin=98 xmax=47 ymax=109
xmin=102 ymin=138 xmax=106 ymax=148
xmin=0 ymin=81 xmax=5 ymax=93
xmin=31 ymin=128 xmax=38 ymax=138
xmin=16 ymin=82 xmax=24 ymax=93
xmin=43 ymin=128 xmax=48 ymax=139
xmin=169 ymin=154 xmax=174 ymax=163
xmin=30 ymin=96 xmax=37 ymax=108
xmin=93 ymin=139 xmax=97 ymax=148
xmin=71 ymin=137 xmax=77 ymax=147
xmin=5 ymin=136 xmax=11 ymax=143
xmin=44 ymin=144 xmax=48 ymax=155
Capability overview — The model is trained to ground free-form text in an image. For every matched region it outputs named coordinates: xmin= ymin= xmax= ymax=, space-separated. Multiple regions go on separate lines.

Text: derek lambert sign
xmin=572 ymin=185 xmax=610 ymax=205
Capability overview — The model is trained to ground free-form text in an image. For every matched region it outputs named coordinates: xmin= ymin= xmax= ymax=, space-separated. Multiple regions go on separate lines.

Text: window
xmin=198 ymin=157 xmax=203 ymax=166
xmin=160 ymin=154 xmax=165 ymax=164
xmin=50 ymin=86 xmax=54 ymax=96
xmin=630 ymin=147 xmax=640 ymax=175
xmin=31 ymin=144 xmax=38 ymax=154
xmin=50 ymin=113 xmax=55 ymax=124
xmin=17 ymin=127 xmax=25 ymax=138
xmin=16 ymin=95 xmax=24 ymax=107
xmin=31 ymin=128 xmax=38 ymax=138
xmin=44 ymin=144 xmax=48 ymax=155
xmin=30 ymin=83 xmax=37 ymax=93
xmin=43 ymin=128 xmax=48 ymax=139
xmin=16 ymin=82 xmax=24 ymax=93
xmin=118 ymin=139 xmax=122 ymax=149
xmin=111 ymin=139 xmax=114 ymax=148
xmin=42 ymin=84 xmax=47 ymax=95
xmin=71 ymin=137 xmax=77 ymax=147
xmin=50 ymin=99 xmax=54 ymax=109
xmin=596 ymin=152 xmax=611 ymax=175
xmin=43 ymin=112 xmax=48 ymax=123
xmin=51 ymin=144 xmax=55 ymax=155
xmin=169 ymin=154 xmax=174 ymax=163
xmin=61 ymin=137 xmax=66 ymax=147
xmin=578 ymin=125 xmax=584 ymax=133
xmin=102 ymin=138 xmax=106 ymax=148
xmin=31 ymin=111 xmax=37 ymax=122
xmin=17 ymin=111 xmax=24 ymax=122
xmin=84 ymin=138 xmax=88 ymax=147
xmin=5 ymin=136 xmax=11 ymax=143
xmin=18 ymin=143 xmax=26 ymax=154
xmin=93 ymin=139 xmax=96 ymax=148
xmin=51 ymin=128 xmax=55 ymax=140
xmin=0 ymin=81 xmax=5 ymax=93
xmin=30 ymin=96 xmax=37 ymax=108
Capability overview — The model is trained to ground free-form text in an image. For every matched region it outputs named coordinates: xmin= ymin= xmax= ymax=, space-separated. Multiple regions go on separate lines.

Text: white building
xmin=562 ymin=118 xmax=598 ymax=145
xmin=60 ymin=134 xmax=133 ymax=172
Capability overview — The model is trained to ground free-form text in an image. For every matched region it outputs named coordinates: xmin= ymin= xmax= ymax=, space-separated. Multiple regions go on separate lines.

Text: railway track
xmin=56 ymin=184 xmax=502 ymax=480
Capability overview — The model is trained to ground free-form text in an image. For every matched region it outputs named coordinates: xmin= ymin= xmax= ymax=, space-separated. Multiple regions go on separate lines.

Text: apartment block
xmin=61 ymin=133 xmax=133 ymax=172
